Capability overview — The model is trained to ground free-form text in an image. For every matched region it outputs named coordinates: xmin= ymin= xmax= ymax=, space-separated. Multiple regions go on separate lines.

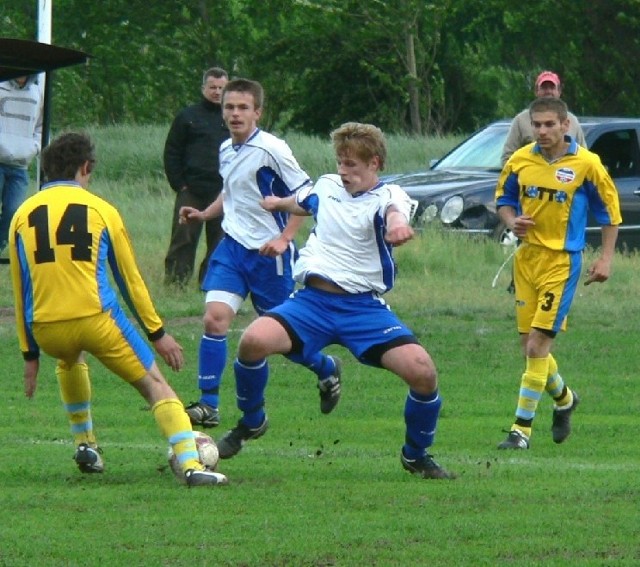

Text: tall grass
xmin=1 ymin=126 xmax=639 ymax=566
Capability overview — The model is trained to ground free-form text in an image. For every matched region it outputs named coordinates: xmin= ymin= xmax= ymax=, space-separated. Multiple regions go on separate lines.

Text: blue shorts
xmin=267 ymin=286 xmax=417 ymax=368
xmin=201 ymin=236 xmax=296 ymax=314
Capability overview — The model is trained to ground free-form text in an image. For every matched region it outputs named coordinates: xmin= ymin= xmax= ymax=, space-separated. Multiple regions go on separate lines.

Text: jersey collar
xmin=351 ymin=180 xmax=384 ymax=198
xmin=232 ymin=128 xmax=260 ymax=151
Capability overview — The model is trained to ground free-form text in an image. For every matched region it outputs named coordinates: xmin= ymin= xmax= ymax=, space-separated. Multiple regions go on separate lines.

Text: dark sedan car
xmin=389 ymin=118 xmax=640 ymax=250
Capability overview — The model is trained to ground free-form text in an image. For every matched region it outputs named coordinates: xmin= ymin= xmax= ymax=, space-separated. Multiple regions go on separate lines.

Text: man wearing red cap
xmin=501 ymin=70 xmax=586 ymax=164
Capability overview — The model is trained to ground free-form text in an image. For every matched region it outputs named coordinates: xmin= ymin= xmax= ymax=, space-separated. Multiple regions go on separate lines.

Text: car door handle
xmin=634 ymin=189 xmax=640 ymax=196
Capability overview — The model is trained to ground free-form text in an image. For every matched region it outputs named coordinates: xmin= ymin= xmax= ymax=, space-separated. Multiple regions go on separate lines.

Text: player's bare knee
xmin=403 ymin=356 xmax=438 ymax=394
xmin=203 ymin=310 xmax=230 ymax=334
xmin=238 ymin=326 xmax=269 ymax=360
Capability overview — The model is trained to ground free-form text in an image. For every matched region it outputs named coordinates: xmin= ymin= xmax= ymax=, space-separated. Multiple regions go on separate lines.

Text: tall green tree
xmin=234 ymin=0 xmax=451 ymax=135
xmin=49 ymin=0 xmax=244 ymax=124
xmin=0 ymin=0 xmax=36 ymax=39
xmin=4 ymin=0 xmax=640 ymax=134
xmin=438 ymin=0 xmax=640 ymax=130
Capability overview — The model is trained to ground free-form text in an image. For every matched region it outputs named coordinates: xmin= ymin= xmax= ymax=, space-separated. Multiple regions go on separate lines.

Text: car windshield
xmin=434 ymin=124 xmax=508 ymax=171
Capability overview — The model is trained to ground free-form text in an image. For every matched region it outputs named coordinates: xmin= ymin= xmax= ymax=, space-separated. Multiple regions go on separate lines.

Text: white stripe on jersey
xmin=294 ymin=174 xmax=413 ymax=294
xmin=218 ymin=129 xmax=311 ymax=249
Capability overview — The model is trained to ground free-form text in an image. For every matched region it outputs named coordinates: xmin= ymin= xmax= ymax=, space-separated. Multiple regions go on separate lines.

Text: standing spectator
xmin=9 ymin=131 xmax=227 ymax=486
xmin=215 ymin=122 xmax=455 ymax=480
xmin=0 ymin=75 xmax=43 ymax=254
xmin=164 ymin=67 xmax=229 ymax=286
xmin=501 ymin=70 xmax=586 ymax=165
xmin=495 ymin=98 xmax=621 ymax=450
xmin=179 ymin=78 xmax=340 ymax=429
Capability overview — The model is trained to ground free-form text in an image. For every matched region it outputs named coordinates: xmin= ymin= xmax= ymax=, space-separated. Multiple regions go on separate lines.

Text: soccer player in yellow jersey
xmin=495 ymin=98 xmax=621 ymax=449
xmin=8 ymin=132 xmax=226 ymax=486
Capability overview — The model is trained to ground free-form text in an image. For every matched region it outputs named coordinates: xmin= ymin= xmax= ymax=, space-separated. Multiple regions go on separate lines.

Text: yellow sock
xmin=545 ymin=354 xmax=573 ymax=407
xmin=55 ymin=362 xmax=97 ymax=447
xmin=151 ymin=398 xmax=202 ymax=473
xmin=513 ymin=356 xmax=549 ymax=437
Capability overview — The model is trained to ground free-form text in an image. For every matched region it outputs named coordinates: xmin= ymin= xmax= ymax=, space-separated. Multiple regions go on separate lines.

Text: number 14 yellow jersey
xmin=9 ymin=181 xmax=163 ymax=355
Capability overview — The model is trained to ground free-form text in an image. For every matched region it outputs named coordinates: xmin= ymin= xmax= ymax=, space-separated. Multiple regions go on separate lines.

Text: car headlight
xmin=440 ymin=195 xmax=464 ymax=224
xmin=416 ymin=205 xmax=438 ymax=226
xmin=419 ymin=204 xmax=439 ymax=225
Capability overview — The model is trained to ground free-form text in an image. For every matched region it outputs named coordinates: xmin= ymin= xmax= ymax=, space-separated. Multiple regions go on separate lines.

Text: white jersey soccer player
xmin=293 ymin=174 xmax=414 ymax=294
xmin=218 ymin=129 xmax=312 ymax=250
xmin=215 ymin=121 xmax=455 ymax=480
xmin=179 ymin=78 xmax=339 ymax=430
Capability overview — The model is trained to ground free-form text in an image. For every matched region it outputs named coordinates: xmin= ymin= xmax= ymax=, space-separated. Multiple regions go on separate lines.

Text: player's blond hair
xmin=331 ymin=122 xmax=387 ymax=171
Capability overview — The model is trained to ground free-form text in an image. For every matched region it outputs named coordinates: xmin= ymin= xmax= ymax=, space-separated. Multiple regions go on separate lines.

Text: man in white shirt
xmin=0 ymin=75 xmax=43 ymax=253
xmin=179 ymin=79 xmax=340 ymax=428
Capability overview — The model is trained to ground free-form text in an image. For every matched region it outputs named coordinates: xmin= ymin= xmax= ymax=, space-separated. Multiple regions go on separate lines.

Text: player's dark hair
xmin=529 ymin=97 xmax=569 ymax=122
xmin=331 ymin=122 xmax=388 ymax=171
xmin=42 ymin=132 xmax=96 ymax=181
xmin=222 ymin=78 xmax=264 ymax=109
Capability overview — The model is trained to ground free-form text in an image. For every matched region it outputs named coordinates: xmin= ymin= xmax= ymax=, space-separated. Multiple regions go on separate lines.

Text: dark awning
xmin=0 ymin=37 xmax=90 ymax=81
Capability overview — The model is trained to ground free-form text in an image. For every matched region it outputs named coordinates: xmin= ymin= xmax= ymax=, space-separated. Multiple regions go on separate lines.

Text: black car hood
xmin=384 ymin=168 xmax=500 ymax=198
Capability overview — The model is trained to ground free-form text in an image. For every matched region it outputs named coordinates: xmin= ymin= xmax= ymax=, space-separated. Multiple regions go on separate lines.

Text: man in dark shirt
xmin=164 ymin=67 xmax=229 ymax=286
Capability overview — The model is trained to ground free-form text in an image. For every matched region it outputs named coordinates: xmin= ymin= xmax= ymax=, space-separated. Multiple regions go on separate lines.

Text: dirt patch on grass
xmin=0 ymin=307 xmax=14 ymax=323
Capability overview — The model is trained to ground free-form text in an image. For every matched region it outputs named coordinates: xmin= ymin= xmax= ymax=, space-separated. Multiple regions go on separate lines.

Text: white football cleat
xmin=184 ymin=468 xmax=228 ymax=487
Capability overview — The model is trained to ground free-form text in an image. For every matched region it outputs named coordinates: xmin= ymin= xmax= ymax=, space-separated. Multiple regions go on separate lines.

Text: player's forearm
xmin=497 ymin=205 xmax=517 ymax=229
xmin=385 ymin=209 xmax=409 ymax=230
xmin=273 ymin=195 xmax=306 ymax=215
xmin=600 ymin=224 xmax=619 ymax=261
xmin=202 ymin=195 xmax=223 ymax=221
xmin=282 ymin=213 xmax=307 ymax=242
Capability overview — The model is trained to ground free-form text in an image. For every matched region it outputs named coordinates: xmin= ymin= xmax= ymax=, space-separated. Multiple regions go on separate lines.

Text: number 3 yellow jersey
xmin=9 ymin=181 xmax=163 ymax=356
xmin=495 ymin=138 xmax=622 ymax=252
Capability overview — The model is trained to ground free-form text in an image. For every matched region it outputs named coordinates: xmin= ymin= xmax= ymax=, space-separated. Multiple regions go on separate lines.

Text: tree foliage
xmin=3 ymin=0 xmax=640 ymax=134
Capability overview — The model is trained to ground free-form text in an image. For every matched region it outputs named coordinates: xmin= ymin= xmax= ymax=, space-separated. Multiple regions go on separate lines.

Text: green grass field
xmin=0 ymin=127 xmax=638 ymax=566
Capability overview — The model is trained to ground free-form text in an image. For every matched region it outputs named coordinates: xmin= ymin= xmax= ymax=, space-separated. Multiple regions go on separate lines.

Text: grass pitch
xmin=0 ymin=126 xmax=638 ymax=566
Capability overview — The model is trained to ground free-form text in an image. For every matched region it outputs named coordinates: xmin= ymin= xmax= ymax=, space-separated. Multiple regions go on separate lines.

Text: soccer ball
xmin=167 ymin=430 xmax=220 ymax=482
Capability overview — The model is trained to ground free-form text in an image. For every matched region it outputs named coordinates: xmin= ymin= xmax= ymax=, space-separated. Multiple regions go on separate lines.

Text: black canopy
xmin=0 ymin=38 xmax=89 ymax=81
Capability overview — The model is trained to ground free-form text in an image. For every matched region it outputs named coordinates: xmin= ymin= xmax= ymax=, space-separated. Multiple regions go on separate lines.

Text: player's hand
xmin=153 ymin=334 xmax=184 ymax=371
xmin=511 ymin=215 xmax=535 ymax=238
xmin=385 ymin=224 xmax=414 ymax=246
xmin=24 ymin=359 xmax=39 ymax=398
xmin=260 ymin=196 xmax=281 ymax=211
xmin=259 ymin=236 xmax=289 ymax=257
xmin=584 ymin=257 xmax=612 ymax=286
xmin=178 ymin=206 xmax=203 ymax=225
xmin=385 ymin=210 xmax=414 ymax=246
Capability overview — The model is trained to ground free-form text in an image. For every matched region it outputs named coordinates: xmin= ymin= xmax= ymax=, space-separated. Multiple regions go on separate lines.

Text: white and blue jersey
xmin=218 ymin=128 xmax=312 ymax=250
xmin=294 ymin=174 xmax=413 ymax=294
xmin=266 ymin=175 xmax=418 ymax=367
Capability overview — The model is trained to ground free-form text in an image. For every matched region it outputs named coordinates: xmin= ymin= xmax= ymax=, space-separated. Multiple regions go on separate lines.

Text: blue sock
xmin=402 ymin=389 xmax=442 ymax=460
xmin=198 ymin=334 xmax=227 ymax=409
xmin=286 ymin=351 xmax=334 ymax=380
xmin=234 ymin=357 xmax=269 ymax=428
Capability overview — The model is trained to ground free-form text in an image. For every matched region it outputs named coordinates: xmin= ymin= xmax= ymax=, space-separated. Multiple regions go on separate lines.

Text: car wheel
xmin=493 ymin=223 xmax=518 ymax=248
